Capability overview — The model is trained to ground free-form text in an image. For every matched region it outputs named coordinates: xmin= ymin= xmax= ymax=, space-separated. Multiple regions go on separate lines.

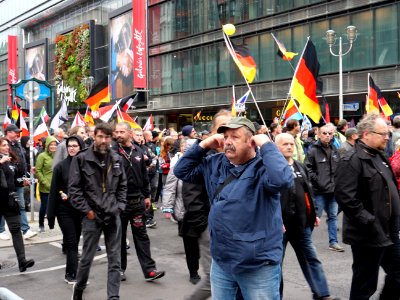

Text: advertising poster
xmin=110 ymin=10 xmax=133 ymax=99
xmin=25 ymin=42 xmax=47 ymax=81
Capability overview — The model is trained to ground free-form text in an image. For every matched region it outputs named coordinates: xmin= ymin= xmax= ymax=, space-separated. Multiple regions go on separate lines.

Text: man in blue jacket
xmin=174 ymin=117 xmax=292 ymax=300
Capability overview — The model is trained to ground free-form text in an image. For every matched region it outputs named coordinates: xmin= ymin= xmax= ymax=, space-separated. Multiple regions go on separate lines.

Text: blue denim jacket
xmin=174 ymin=141 xmax=293 ymax=274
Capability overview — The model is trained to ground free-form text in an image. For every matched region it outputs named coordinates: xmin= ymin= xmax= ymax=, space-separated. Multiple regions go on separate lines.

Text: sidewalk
xmin=0 ymin=212 xmax=63 ymax=248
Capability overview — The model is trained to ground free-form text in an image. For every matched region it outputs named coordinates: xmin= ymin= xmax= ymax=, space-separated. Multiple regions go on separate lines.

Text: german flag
xmin=84 ymin=108 xmax=94 ymax=127
xmin=282 ymin=98 xmax=302 ymax=125
xmin=289 ymin=39 xmax=321 ymax=123
xmin=117 ymin=109 xmax=141 ymax=129
xmin=231 ymin=43 xmax=257 ymax=83
xmin=271 ymin=33 xmax=298 ymax=61
xmin=85 ymin=78 xmax=110 ymax=111
xmin=11 ymin=100 xmax=28 ymax=121
xmin=368 ymin=75 xmax=392 ymax=117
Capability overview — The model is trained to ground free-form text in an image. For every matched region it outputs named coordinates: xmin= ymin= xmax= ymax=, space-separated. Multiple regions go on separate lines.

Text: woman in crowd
xmin=35 ymin=136 xmax=58 ymax=232
xmin=0 ymin=137 xmax=35 ymax=272
xmin=154 ymin=137 xmax=174 ymax=204
xmin=47 ymin=136 xmax=85 ymax=284
xmin=163 ymin=138 xmax=203 ymax=285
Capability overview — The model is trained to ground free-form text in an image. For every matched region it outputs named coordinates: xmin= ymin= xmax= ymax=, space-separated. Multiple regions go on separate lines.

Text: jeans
xmin=57 ymin=211 xmax=82 ymax=277
xmin=75 ymin=216 xmax=122 ymax=300
xmin=16 ymin=187 xmax=30 ymax=233
xmin=0 ymin=211 xmax=26 ymax=265
xmin=120 ymin=198 xmax=155 ymax=275
xmin=39 ymin=192 xmax=49 ymax=227
xmin=281 ymin=226 xmax=330 ymax=299
xmin=0 ymin=216 xmax=5 ymax=233
xmin=186 ymin=229 xmax=212 ymax=300
xmin=211 ymin=259 xmax=281 ymax=300
xmin=350 ymin=243 xmax=400 ymax=300
xmin=314 ymin=193 xmax=338 ymax=245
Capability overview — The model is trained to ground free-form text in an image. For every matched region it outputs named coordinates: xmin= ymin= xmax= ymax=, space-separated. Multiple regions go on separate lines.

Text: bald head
xmin=275 ymin=133 xmax=295 ymax=161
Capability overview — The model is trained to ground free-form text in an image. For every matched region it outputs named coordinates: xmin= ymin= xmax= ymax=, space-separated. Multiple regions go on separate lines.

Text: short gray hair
xmin=356 ymin=113 xmax=385 ymax=137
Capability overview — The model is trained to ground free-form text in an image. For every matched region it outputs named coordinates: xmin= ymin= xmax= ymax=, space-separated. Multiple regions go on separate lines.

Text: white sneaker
xmin=23 ymin=230 xmax=38 ymax=240
xmin=0 ymin=232 xmax=10 ymax=240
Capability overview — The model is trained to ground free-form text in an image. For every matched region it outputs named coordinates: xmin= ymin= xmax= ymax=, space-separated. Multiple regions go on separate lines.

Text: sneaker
xmin=0 ymin=232 xmax=10 ymax=240
xmin=96 ymin=245 xmax=102 ymax=251
xmin=38 ymin=226 xmax=45 ymax=233
xmin=152 ymin=203 xmax=158 ymax=211
xmin=170 ymin=216 xmax=178 ymax=224
xmin=329 ymin=243 xmax=345 ymax=252
xmin=23 ymin=230 xmax=38 ymax=240
xmin=71 ymin=283 xmax=84 ymax=300
xmin=126 ymin=239 xmax=130 ymax=250
xmin=120 ymin=271 xmax=126 ymax=281
xmin=145 ymin=270 xmax=165 ymax=281
xmin=189 ymin=273 xmax=201 ymax=285
xmin=146 ymin=219 xmax=157 ymax=228
xmin=65 ymin=274 xmax=76 ymax=285
xmin=19 ymin=259 xmax=35 ymax=272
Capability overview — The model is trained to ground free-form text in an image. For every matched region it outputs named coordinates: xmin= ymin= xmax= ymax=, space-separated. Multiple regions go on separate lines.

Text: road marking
xmin=0 ymin=253 xmax=108 ymax=277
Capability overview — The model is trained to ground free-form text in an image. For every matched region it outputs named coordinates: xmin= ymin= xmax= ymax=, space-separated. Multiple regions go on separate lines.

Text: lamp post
xmin=82 ymin=76 xmax=94 ymax=95
xmin=325 ymin=25 xmax=357 ymax=120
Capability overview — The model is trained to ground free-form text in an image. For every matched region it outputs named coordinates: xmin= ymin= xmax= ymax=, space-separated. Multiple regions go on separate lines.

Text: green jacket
xmin=36 ymin=136 xmax=57 ymax=193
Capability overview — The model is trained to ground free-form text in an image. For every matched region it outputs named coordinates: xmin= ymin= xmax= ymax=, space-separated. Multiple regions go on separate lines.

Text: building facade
xmin=1 ymin=0 xmax=400 ymax=131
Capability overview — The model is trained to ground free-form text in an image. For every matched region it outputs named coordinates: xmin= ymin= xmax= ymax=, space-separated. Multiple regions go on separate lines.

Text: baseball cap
xmin=5 ymin=124 xmax=21 ymax=133
xmin=217 ymin=117 xmax=256 ymax=135
xmin=182 ymin=125 xmax=194 ymax=137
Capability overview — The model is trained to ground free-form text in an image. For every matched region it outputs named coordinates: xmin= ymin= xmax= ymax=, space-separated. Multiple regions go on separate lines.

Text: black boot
xmin=72 ymin=284 xmax=84 ymax=300
xmin=19 ymin=259 xmax=35 ymax=272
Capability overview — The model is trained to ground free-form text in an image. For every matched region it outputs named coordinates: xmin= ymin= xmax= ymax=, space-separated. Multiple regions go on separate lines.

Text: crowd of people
xmin=0 ymin=110 xmax=399 ymax=300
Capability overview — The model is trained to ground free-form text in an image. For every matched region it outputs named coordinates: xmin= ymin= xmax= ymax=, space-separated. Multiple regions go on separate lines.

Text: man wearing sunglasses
xmin=305 ymin=125 xmax=344 ymax=252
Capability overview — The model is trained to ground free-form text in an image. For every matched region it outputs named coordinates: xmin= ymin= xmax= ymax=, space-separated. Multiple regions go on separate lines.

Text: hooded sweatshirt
xmin=36 ymin=136 xmax=58 ymax=193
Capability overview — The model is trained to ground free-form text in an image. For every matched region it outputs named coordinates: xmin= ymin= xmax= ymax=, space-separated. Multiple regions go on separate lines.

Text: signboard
xmin=343 ymin=103 xmax=359 ymax=111
xmin=133 ymin=0 xmax=147 ymax=88
xmin=8 ymin=35 xmax=18 ymax=106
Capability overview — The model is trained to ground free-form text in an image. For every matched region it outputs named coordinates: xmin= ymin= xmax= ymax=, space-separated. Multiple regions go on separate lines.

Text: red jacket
xmin=390 ymin=151 xmax=400 ymax=189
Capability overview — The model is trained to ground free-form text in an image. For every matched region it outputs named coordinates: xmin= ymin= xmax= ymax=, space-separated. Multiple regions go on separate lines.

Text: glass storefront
xmin=149 ymin=3 xmax=400 ymax=97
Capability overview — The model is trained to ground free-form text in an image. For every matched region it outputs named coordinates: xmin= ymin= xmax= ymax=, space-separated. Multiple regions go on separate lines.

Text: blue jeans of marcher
xmin=314 ymin=193 xmax=338 ymax=246
xmin=75 ymin=216 xmax=122 ymax=300
xmin=16 ymin=187 xmax=30 ymax=233
xmin=39 ymin=192 xmax=49 ymax=227
xmin=211 ymin=259 xmax=280 ymax=300
xmin=281 ymin=226 xmax=330 ymax=299
xmin=0 ymin=216 xmax=5 ymax=233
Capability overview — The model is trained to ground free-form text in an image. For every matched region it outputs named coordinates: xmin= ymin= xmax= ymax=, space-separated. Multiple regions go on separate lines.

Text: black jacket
xmin=335 ymin=141 xmax=400 ymax=247
xmin=113 ymin=142 xmax=150 ymax=200
xmin=0 ymin=157 xmax=19 ymax=214
xmin=47 ymin=136 xmax=86 ymax=229
xmin=304 ymin=140 xmax=339 ymax=194
xmin=7 ymin=140 xmax=27 ymax=187
xmin=180 ymin=180 xmax=210 ymax=238
xmin=280 ymin=160 xmax=317 ymax=234
xmin=68 ymin=145 xmax=127 ymax=224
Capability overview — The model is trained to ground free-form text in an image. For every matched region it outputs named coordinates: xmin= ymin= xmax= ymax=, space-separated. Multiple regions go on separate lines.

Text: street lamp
xmin=325 ymin=25 xmax=357 ymax=120
xmin=82 ymin=76 xmax=94 ymax=94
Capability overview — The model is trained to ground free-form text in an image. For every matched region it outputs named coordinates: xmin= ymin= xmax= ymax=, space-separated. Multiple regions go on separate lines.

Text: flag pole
xmin=279 ymin=93 xmax=293 ymax=124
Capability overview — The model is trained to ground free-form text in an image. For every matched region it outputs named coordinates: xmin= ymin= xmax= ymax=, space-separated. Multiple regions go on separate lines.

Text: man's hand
xmin=144 ymin=198 xmax=151 ymax=210
xmin=87 ymin=210 xmax=96 ymax=220
xmin=314 ymin=217 xmax=320 ymax=227
xmin=199 ymin=134 xmax=224 ymax=150
xmin=23 ymin=179 xmax=31 ymax=186
xmin=251 ymin=134 xmax=271 ymax=148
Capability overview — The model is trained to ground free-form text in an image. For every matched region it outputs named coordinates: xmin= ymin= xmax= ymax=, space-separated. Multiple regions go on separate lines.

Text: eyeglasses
xmin=321 ymin=132 xmax=333 ymax=135
xmin=67 ymin=145 xmax=80 ymax=148
xmin=372 ymin=131 xmax=389 ymax=137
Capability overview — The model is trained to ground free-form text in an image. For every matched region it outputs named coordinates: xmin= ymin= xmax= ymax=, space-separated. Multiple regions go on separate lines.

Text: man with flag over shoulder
xmin=174 ymin=117 xmax=292 ymax=300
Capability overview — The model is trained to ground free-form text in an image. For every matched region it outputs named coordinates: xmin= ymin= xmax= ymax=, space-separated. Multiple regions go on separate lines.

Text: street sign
xmin=343 ymin=103 xmax=359 ymax=111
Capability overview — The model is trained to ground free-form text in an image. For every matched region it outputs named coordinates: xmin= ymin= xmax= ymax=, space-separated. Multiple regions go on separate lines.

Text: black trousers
xmin=0 ymin=211 xmax=26 ymax=265
xmin=350 ymin=243 xmax=400 ymax=300
xmin=57 ymin=211 xmax=82 ymax=277
xmin=120 ymin=198 xmax=156 ymax=275
xmin=178 ymin=221 xmax=200 ymax=275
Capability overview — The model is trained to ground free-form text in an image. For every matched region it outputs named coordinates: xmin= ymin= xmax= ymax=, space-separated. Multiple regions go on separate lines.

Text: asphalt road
xmin=0 ymin=211 xmax=384 ymax=300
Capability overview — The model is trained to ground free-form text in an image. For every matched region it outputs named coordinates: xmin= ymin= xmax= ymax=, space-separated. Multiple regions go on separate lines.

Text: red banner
xmin=8 ymin=35 xmax=18 ymax=106
xmin=132 ymin=0 xmax=147 ymax=88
